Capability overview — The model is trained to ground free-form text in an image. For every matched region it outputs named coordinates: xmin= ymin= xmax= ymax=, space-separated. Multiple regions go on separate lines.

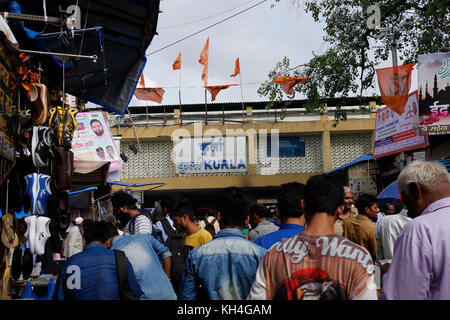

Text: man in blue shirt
xmin=254 ymin=182 xmax=306 ymax=249
xmin=53 ymin=221 xmax=142 ymax=300
xmin=179 ymin=187 xmax=267 ymax=300
xmin=104 ymin=223 xmax=177 ymax=300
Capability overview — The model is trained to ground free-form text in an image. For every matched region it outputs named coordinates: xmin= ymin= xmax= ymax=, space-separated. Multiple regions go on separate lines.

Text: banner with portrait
xmin=71 ymin=111 xmax=123 ymax=172
xmin=374 ymin=91 xmax=428 ymax=158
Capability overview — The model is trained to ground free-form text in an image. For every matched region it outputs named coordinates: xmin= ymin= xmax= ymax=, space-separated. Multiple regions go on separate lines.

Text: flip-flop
xmin=1 ymin=213 xmax=18 ymax=248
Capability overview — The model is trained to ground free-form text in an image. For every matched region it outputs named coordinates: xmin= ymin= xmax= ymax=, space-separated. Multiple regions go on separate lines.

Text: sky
xmin=126 ymin=0 xmax=419 ymax=108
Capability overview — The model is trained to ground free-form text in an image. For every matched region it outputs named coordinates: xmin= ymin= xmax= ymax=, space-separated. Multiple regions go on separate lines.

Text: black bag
xmin=114 ymin=249 xmax=140 ymax=300
xmin=203 ymin=218 xmax=217 ymax=237
xmin=128 ymin=212 xmax=153 ymax=234
xmin=160 ymin=219 xmax=186 ymax=285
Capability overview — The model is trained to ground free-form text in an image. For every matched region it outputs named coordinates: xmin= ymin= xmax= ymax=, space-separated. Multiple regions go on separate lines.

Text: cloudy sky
xmin=128 ymin=0 xmax=418 ymax=107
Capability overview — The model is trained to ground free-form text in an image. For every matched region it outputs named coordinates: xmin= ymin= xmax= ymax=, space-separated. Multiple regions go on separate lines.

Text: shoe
xmin=31 ymin=126 xmax=53 ymax=167
xmin=48 ymin=106 xmax=64 ymax=146
xmin=62 ymin=107 xmax=78 ymax=148
xmin=22 ymin=248 xmax=33 ymax=280
xmin=11 ymin=247 xmax=22 ymax=281
xmin=1 ymin=213 xmax=18 ymax=248
xmin=24 ymin=216 xmax=37 ymax=254
xmin=24 ymin=173 xmax=52 ymax=215
xmin=35 ymin=216 xmax=51 ymax=256
xmin=29 ymin=83 xmax=49 ymax=125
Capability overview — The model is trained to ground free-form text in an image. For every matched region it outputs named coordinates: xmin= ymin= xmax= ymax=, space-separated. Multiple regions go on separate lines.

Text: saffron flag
xmin=376 ymin=63 xmax=416 ymax=115
xmin=138 ymin=73 xmax=145 ymax=87
xmin=172 ymin=52 xmax=181 ymax=70
xmin=134 ymin=88 xmax=165 ymax=103
xmin=230 ymin=58 xmax=240 ymax=77
xmin=199 ymin=37 xmax=209 ymax=86
xmin=205 ymin=84 xmax=238 ymax=101
xmin=274 ymin=77 xmax=309 ymax=95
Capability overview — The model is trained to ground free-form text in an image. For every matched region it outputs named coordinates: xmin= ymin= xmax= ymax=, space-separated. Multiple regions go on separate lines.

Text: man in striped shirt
xmin=111 ymin=192 xmax=153 ymax=235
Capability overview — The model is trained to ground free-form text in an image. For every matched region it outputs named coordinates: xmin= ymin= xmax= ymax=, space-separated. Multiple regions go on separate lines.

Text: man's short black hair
xmin=173 ymin=199 xmax=195 ymax=221
xmin=104 ymin=222 xmax=119 ymax=239
xmin=206 ymin=208 xmax=217 ymax=217
xmin=160 ymin=193 xmax=182 ymax=214
xmin=356 ymin=193 xmax=378 ymax=216
xmin=217 ymin=187 xmax=249 ymax=228
xmin=277 ymin=182 xmax=305 ymax=218
xmin=111 ymin=191 xmax=138 ymax=210
xmin=304 ymin=174 xmax=344 ymax=222
xmin=249 ymin=203 xmax=270 ymax=219
xmin=84 ymin=221 xmax=110 ymax=244
xmin=90 ymin=119 xmax=102 ymax=126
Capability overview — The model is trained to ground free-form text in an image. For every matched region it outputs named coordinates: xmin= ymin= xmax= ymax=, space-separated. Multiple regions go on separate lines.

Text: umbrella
xmin=377 ymin=181 xmax=399 ymax=208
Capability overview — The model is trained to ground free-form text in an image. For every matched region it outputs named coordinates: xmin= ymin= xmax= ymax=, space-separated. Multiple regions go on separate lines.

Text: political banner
xmin=71 ymin=111 xmax=123 ymax=172
xmin=418 ymin=52 xmax=450 ymax=135
xmin=374 ymin=91 xmax=428 ymax=158
xmin=175 ymin=136 xmax=247 ymax=174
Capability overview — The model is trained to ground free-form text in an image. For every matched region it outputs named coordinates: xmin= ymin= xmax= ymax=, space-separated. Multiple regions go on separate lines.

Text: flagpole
xmin=204 ymin=88 xmax=208 ymax=125
xmin=239 ymin=73 xmax=245 ymax=124
xmin=179 ymin=68 xmax=183 ymax=126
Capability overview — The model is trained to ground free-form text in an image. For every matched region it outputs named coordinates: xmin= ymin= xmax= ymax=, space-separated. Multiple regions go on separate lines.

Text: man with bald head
xmin=382 ymin=161 xmax=450 ymax=299
xmin=333 ymin=186 xmax=358 ymax=236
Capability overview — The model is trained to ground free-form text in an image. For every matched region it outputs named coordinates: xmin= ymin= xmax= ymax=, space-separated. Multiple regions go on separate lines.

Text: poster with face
xmin=71 ymin=111 xmax=123 ymax=171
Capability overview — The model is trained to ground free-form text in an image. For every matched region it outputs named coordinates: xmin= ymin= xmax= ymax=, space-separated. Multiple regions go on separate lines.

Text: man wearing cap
xmin=333 ymin=186 xmax=358 ymax=236
xmin=64 ymin=217 xmax=84 ymax=258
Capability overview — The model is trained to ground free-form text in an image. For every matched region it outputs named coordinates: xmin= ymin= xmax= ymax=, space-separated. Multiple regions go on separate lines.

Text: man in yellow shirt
xmin=171 ymin=199 xmax=212 ymax=250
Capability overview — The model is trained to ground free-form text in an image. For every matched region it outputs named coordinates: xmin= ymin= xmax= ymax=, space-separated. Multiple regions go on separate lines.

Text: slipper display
xmin=28 ymin=83 xmax=49 ymax=125
xmin=24 ymin=215 xmax=37 ymax=254
xmin=22 ymin=248 xmax=33 ymax=280
xmin=24 ymin=173 xmax=52 ymax=216
xmin=11 ymin=247 xmax=22 ymax=281
xmin=1 ymin=213 xmax=18 ymax=248
xmin=31 ymin=126 xmax=53 ymax=168
xmin=35 ymin=216 xmax=51 ymax=256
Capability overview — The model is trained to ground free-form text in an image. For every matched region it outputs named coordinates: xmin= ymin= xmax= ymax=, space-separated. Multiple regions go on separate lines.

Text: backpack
xmin=159 ymin=219 xmax=189 ymax=289
xmin=203 ymin=218 xmax=217 ymax=237
xmin=128 ymin=212 xmax=152 ymax=235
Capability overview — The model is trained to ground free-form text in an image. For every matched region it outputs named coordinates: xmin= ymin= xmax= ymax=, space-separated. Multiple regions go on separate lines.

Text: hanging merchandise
xmin=24 ymin=215 xmax=51 ymax=255
xmin=376 ymin=63 xmax=416 ymax=116
xmin=24 ymin=173 xmax=52 ymax=216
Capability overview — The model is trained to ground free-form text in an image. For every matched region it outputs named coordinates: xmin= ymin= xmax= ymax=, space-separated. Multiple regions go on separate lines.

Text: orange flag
xmin=138 ymin=73 xmax=145 ymax=87
xmin=172 ymin=52 xmax=181 ymax=70
xmin=376 ymin=63 xmax=416 ymax=115
xmin=134 ymin=88 xmax=166 ymax=103
xmin=274 ymin=76 xmax=309 ymax=95
xmin=199 ymin=38 xmax=209 ymax=86
xmin=230 ymin=58 xmax=240 ymax=77
xmin=205 ymin=84 xmax=238 ymax=101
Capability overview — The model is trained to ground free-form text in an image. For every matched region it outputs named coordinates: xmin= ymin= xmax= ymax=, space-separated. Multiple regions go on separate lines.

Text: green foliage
xmin=263 ymin=0 xmax=449 ymax=120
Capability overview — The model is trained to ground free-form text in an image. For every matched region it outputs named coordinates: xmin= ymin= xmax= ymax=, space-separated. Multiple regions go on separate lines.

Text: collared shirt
xmin=248 ymin=220 xmax=279 ymax=242
xmin=156 ymin=215 xmax=176 ymax=243
xmin=248 ymin=233 xmax=377 ymax=300
xmin=382 ymin=197 xmax=450 ymax=300
xmin=111 ymin=234 xmax=177 ymax=300
xmin=179 ymin=229 xmax=267 ymax=300
xmin=376 ymin=209 xmax=411 ymax=262
xmin=253 ymin=224 xmax=305 ymax=250
xmin=53 ymin=243 xmax=142 ymax=300
xmin=343 ymin=214 xmax=377 ymax=261
xmin=334 ymin=207 xmax=358 ymax=236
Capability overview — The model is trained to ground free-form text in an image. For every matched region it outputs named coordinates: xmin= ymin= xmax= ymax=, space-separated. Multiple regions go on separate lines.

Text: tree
xmin=260 ymin=0 xmax=449 ymax=120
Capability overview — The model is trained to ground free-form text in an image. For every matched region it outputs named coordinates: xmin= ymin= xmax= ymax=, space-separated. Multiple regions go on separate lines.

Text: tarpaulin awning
xmin=326 ymin=154 xmax=375 ymax=174
xmin=2 ymin=0 xmax=160 ymax=115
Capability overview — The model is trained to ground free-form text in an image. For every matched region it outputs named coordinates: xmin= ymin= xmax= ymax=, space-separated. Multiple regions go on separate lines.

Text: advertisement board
xmin=374 ymin=91 xmax=428 ymax=158
xmin=175 ymin=136 xmax=247 ymax=174
xmin=267 ymin=136 xmax=305 ymax=157
xmin=71 ymin=111 xmax=123 ymax=172
xmin=418 ymin=52 xmax=450 ymax=135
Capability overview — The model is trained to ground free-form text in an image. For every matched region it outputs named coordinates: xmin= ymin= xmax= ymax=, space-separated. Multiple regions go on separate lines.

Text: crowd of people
xmin=55 ymin=160 xmax=450 ymax=300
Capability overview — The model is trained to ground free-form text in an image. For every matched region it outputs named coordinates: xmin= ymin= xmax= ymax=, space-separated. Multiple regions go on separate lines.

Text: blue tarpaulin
xmin=326 ymin=154 xmax=375 ymax=174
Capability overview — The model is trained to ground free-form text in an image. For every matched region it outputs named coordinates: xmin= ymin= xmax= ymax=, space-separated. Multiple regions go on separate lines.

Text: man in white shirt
xmin=64 ymin=217 xmax=84 ymax=258
xmin=376 ymin=205 xmax=411 ymax=263
xmin=154 ymin=200 xmax=177 ymax=242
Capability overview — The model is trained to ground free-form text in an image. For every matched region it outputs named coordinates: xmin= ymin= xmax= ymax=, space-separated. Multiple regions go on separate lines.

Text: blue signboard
xmin=267 ymin=136 xmax=305 ymax=157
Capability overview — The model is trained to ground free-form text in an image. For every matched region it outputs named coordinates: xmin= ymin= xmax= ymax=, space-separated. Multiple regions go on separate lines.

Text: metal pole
xmin=204 ymin=89 xmax=208 ymax=125
xmin=239 ymin=74 xmax=245 ymax=124
xmin=179 ymin=69 xmax=183 ymax=126
xmin=19 ymin=49 xmax=97 ymax=61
